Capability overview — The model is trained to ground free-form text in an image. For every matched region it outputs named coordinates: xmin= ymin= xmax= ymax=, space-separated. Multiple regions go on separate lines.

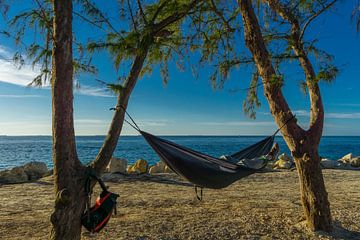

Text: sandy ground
xmin=0 ymin=169 xmax=359 ymax=240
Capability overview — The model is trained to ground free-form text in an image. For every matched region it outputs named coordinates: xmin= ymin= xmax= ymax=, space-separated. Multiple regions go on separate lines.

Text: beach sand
xmin=0 ymin=169 xmax=359 ymax=240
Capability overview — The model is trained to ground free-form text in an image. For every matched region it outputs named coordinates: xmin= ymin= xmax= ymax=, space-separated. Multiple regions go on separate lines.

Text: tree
xmin=186 ymin=0 xmax=338 ymax=232
xmin=237 ymin=0 xmax=337 ymax=231
xmin=1 ymin=0 xmax=204 ymax=238
xmin=50 ymin=1 xmax=86 ymax=239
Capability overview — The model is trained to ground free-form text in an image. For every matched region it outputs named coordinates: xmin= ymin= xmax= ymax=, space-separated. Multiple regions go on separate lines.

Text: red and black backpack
xmin=81 ymin=171 xmax=119 ymax=233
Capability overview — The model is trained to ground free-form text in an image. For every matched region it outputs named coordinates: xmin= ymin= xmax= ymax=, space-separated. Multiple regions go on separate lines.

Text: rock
xmin=350 ymin=157 xmax=360 ymax=167
xmin=278 ymin=153 xmax=292 ymax=162
xmin=0 ymin=162 xmax=49 ymax=184
xmin=320 ymin=159 xmax=338 ymax=169
xmin=273 ymin=159 xmax=293 ymax=169
xmin=338 ymin=153 xmax=353 ymax=164
xmin=148 ymin=161 xmax=166 ymax=174
xmin=106 ymin=157 xmax=127 ymax=173
xmin=273 ymin=153 xmax=293 ymax=170
xmin=127 ymin=159 xmax=148 ymax=174
xmin=219 ymin=155 xmax=228 ymax=160
xmin=23 ymin=162 xmax=48 ymax=180
xmin=164 ymin=165 xmax=173 ymax=173
xmin=0 ymin=166 xmax=28 ymax=183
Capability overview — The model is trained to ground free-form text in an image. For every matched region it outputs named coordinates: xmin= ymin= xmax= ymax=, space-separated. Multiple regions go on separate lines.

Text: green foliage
xmin=243 ymin=71 xmax=261 ymax=119
xmin=315 ymin=65 xmax=338 ymax=83
xmin=3 ymin=0 xmax=100 ymax=86
xmin=87 ymin=0 xmax=203 ymax=91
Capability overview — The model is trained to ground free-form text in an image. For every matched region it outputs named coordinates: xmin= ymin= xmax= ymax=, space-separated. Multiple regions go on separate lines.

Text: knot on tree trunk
xmin=55 ymin=188 xmax=71 ymax=206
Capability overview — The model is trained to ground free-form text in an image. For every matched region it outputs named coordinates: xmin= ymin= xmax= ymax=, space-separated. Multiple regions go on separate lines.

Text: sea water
xmin=0 ymin=135 xmax=359 ymax=170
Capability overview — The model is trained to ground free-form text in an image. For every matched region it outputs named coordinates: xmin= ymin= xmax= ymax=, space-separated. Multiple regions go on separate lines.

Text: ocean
xmin=0 ymin=135 xmax=359 ymax=170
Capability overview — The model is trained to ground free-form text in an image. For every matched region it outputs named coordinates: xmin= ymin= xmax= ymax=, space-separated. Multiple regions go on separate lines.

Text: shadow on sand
xmin=316 ymin=221 xmax=360 ymax=240
xmin=103 ymin=172 xmax=193 ymax=187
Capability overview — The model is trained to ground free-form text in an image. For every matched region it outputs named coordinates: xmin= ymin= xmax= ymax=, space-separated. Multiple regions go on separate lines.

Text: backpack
xmin=81 ymin=171 xmax=119 ymax=233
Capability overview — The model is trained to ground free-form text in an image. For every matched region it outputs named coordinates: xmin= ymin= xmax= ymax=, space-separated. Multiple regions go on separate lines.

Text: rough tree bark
xmin=238 ymin=0 xmax=332 ymax=231
xmin=50 ymin=0 xmax=87 ymax=239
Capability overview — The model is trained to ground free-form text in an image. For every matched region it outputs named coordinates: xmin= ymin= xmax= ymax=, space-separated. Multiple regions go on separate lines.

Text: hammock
xmin=115 ymin=106 xmax=292 ymax=190
xmin=140 ymin=130 xmax=274 ymax=189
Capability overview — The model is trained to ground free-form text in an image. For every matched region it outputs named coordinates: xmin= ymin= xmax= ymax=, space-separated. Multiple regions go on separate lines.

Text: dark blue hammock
xmin=140 ymin=130 xmax=275 ymax=189
xmin=113 ymin=106 xmax=291 ymax=190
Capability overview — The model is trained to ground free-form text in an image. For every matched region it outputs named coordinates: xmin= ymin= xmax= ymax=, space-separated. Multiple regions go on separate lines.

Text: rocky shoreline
xmin=1 ymin=152 xmax=360 ymax=184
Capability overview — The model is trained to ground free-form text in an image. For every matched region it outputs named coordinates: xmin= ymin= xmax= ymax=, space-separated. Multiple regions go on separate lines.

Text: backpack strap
xmin=84 ymin=167 xmax=108 ymax=193
xmin=84 ymin=167 xmax=108 ymax=222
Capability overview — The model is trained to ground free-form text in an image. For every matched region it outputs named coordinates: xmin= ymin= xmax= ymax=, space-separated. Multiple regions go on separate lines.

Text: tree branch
xmin=210 ymin=0 xmax=235 ymax=32
xmin=300 ymin=0 xmax=338 ymax=40
xmin=137 ymin=0 xmax=148 ymax=24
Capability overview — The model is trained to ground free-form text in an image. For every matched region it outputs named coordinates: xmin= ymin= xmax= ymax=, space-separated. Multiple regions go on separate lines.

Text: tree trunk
xmin=91 ymin=50 xmax=148 ymax=174
xmin=50 ymin=1 xmax=87 ymax=239
xmin=293 ymin=147 xmax=331 ymax=231
xmin=238 ymin=0 xmax=332 ymax=231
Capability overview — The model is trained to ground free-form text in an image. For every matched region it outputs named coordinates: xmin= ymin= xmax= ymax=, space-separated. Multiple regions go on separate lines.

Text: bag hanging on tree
xmin=81 ymin=171 xmax=119 ymax=233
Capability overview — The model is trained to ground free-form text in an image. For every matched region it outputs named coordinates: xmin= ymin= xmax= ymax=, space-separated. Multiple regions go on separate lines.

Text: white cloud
xmin=0 ymin=94 xmax=43 ymax=98
xmin=197 ymin=121 xmax=275 ymax=126
xmin=290 ymin=110 xmax=360 ymax=119
xmin=293 ymin=110 xmax=310 ymax=117
xmin=74 ymin=119 xmax=107 ymax=124
xmin=74 ymin=85 xmax=113 ymax=98
xmin=335 ymin=103 xmax=360 ymax=107
xmin=0 ymin=45 xmax=113 ymax=98
xmin=326 ymin=113 xmax=360 ymax=119
xmin=138 ymin=120 xmax=171 ymax=127
xmin=0 ymin=59 xmax=40 ymax=86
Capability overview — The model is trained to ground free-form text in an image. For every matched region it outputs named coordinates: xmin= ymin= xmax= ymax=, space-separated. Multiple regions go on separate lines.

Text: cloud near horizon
xmin=264 ymin=110 xmax=360 ymax=120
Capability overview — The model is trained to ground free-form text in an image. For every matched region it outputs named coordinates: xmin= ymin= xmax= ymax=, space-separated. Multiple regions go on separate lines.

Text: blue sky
xmin=0 ymin=1 xmax=359 ymax=136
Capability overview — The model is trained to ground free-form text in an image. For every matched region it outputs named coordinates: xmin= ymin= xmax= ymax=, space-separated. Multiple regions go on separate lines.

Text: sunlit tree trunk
xmin=91 ymin=51 xmax=148 ymax=174
xmin=238 ymin=0 xmax=331 ymax=231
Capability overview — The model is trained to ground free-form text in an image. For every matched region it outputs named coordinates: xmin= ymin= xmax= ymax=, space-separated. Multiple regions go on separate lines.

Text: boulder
xmin=23 ymin=162 xmax=48 ymax=180
xmin=106 ymin=157 xmax=127 ymax=173
xmin=320 ymin=159 xmax=338 ymax=169
xmin=219 ymin=155 xmax=228 ymax=160
xmin=350 ymin=157 xmax=360 ymax=167
xmin=338 ymin=153 xmax=353 ymax=164
xmin=148 ymin=161 xmax=166 ymax=174
xmin=273 ymin=159 xmax=293 ymax=169
xmin=127 ymin=159 xmax=148 ymax=174
xmin=0 ymin=166 xmax=28 ymax=183
xmin=273 ymin=153 xmax=293 ymax=170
